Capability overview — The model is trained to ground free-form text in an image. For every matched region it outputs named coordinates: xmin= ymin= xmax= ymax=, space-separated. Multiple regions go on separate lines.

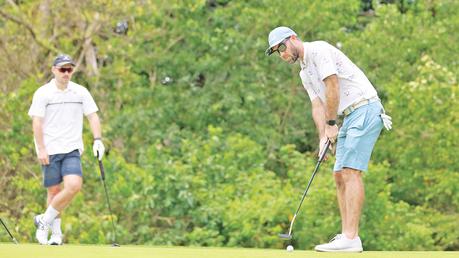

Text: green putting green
xmin=0 ymin=243 xmax=457 ymax=258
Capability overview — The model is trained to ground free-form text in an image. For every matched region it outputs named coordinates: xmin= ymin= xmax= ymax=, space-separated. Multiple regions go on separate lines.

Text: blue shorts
xmin=334 ymin=101 xmax=384 ymax=172
xmin=42 ymin=149 xmax=83 ymax=187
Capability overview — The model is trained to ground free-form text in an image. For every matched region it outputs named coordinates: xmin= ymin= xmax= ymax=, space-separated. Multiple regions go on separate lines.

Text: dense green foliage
xmin=0 ymin=0 xmax=457 ymax=251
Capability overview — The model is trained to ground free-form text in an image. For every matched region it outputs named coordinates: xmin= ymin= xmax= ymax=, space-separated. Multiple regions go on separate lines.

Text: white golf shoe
xmin=315 ymin=234 xmax=363 ymax=252
xmin=48 ymin=233 xmax=63 ymax=245
xmin=34 ymin=215 xmax=50 ymax=245
xmin=48 ymin=218 xmax=63 ymax=245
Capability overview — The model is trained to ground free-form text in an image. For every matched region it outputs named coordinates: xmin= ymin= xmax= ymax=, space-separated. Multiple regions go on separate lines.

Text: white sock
xmin=342 ymin=234 xmax=357 ymax=241
xmin=42 ymin=205 xmax=60 ymax=225
xmin=51 ymin=218 xmax=62 ymax=236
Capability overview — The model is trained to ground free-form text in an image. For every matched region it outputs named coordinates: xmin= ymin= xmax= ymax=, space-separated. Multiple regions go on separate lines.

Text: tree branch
xmin=0 ymin=9 xmax=59 ymax=54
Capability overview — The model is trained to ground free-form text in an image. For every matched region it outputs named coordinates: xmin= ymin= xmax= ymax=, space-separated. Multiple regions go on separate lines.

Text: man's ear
xmin=51 ymin=66 xmax=58 ymax=76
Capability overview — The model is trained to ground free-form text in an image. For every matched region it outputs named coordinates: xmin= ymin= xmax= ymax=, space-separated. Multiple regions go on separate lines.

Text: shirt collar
xmin=300 ymin=42 xmax=310 ymax=68
xmin=49 ymin=79 xmax=73 ymax=92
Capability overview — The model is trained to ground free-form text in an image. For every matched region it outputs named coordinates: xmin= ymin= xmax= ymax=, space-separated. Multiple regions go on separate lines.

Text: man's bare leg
xmin=40 ymin=175 xmax=82 ymax=225
xmin=334 ymin=172 xmax=347 ymax=234
xmin=340 ymin=168 xmax=364 ymax=239
xmin=46 ymin=185 xmax=63 ymax=244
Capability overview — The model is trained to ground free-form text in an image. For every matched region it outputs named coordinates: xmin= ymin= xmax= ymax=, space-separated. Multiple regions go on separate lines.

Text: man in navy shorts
xmin=28 ymin=54 xmax=105 ymax=245
xmin=266 ymin=27 xmax=392 ymax=252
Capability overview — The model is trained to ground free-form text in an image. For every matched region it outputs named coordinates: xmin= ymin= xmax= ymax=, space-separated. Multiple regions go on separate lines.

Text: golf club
xmin=279 ymin=139 xmax=331 ymax=240
xmin=0 ymin=217 xmax=18 ymax=244
xmin=97 ymin=153 xmax=120 ymax=247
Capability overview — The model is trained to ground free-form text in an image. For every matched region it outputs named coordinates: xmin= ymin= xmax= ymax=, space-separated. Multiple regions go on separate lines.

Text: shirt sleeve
xmin=312 ymin=44 xmax=337 ymax=81
xmin=28 ymin=88 xmax=47 ymax=118
xmin=82 ymin=88 xmax=99 ymax=115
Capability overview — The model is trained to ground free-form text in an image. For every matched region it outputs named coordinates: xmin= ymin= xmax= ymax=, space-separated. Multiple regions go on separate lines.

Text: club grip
xmin=318 ymin=139 xmax=331 ymax=162
xmin=98 ymin=159 xmax=105 ymax=180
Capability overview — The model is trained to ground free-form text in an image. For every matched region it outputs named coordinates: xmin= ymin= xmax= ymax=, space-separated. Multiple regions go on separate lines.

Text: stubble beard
xmin=56 ymin=76 xmax=70 ymax=88
xmin=288 ymin=47 xmax=299 ymax=64
xmin=289 ymin=53 xmax=299 ymax=64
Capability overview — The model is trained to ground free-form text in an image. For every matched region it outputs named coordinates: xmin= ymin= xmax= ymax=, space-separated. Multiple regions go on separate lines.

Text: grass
xmin=0 ymin=243 xmax=458 ymax=258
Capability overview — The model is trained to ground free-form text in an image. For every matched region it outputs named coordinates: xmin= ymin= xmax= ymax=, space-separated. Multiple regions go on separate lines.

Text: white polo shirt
xmin=28 ymin=79 xmax=98 ymax=155
xmin=299 ymin=41 xmax=378 ymax=115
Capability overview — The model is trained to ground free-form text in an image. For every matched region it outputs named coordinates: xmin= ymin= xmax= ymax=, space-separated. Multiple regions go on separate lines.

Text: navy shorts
xmin=334 ymin=101 xmax=384 ymax=172
xmin=42 ymin=149 xmax=83 ymax=187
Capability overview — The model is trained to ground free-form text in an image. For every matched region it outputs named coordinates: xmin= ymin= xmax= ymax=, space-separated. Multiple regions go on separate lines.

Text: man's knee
xmin=334 ymin=172 xmax=345 ymax=187
xmin=64 ymin=176 xmax=83 ymax=195
xmin=67 ymin=182 xmax=82 ymax=195
xmin=47 ymin=185 xmax=61 ymax=196
xmin=47 ymin=185 xmax=61 ymax=204
xmin=340 ymin=168 xmax=362 ymax=182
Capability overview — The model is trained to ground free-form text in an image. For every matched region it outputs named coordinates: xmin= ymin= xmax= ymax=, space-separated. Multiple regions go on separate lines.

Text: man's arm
xmin=86 ymin=112 xmax=102 ymax=139
xmin=323 ymin=74 xmax=340 ymax=142
xmin=87 ymin=112 xmax=105 ymax=160
xmin=32 ymin=116 xmax=49 ymax=165
xmin=311 ymin=97 xmax=326 ymax=139
xmin=323 ymin=74 xmax=339 ymax=121
xmin=311 ymin=98 xmax=331 ymax=158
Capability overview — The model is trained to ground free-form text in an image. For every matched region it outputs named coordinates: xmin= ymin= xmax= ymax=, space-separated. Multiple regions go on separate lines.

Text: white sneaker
xmin=34 ymin=215 xmax=50 ymax=245
xmin=48 ymin=218 xmax=63 ymax=245
xmin=315 ymin=234 xmax=363 ymax=252
xmin=48 ymin=234 xmax=63 ymax=245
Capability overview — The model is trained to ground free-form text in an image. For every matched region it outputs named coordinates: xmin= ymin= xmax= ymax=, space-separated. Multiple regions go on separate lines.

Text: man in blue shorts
xmin=28 ymin=54 xmax=106 ymax=245
xmin=266 ymin=27 xmax=392 ymax=252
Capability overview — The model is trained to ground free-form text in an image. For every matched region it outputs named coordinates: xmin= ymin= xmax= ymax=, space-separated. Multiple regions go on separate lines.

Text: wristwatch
xmin=326 ymin=120 xmax=336 ymax=126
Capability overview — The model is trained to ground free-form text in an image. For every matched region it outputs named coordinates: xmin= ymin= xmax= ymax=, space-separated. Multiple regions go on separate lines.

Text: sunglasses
xmin=58 ymin=67 xmax=73 ymax=73
xmin=271 ymin=38 xmax=289 ymax=55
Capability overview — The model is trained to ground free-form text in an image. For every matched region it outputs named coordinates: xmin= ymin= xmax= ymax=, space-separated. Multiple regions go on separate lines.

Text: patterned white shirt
xmin=299 ymin=41 xmax=378 ymax=114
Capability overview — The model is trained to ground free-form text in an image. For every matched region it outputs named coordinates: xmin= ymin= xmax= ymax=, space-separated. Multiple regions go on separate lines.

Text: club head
xmin=112 ymin=243 xmax=120 ymax=247
xmin=279 ymin=233 xmax=292 ymax=240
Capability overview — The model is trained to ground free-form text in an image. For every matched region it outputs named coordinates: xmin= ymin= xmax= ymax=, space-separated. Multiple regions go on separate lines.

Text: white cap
xmin=265 ymin=26 xmax=297 ymax=56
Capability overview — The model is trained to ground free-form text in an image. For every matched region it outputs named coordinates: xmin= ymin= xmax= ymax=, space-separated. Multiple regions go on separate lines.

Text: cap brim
xmin=55 ymin=61 xmax=75 ymax=67
xmin=265 ymin=38 xmax=285 ymax=56
xmin=265 ymin=47 xmax=274 ymax=56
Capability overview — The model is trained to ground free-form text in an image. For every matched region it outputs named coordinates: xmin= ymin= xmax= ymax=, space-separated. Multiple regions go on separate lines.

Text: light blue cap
xmin=265 ymin=26 xmax=297 ymax=56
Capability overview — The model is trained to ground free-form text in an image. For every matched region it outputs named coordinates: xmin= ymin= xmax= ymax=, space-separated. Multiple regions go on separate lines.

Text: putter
xmin=279 ymin=139 xmax=331 ymax=240
xmin=0 ymin=217 xmax=18 ymax=244
xmin=97 ymin=153 xmax=120 ymax=247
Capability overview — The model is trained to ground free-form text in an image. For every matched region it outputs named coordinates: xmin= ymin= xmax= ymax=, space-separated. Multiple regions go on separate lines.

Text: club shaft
xmin=102 ymin=179 xmax=117 ymax=242
xmin=288 ymin=214 xmax=297 ymax=236
xmin=286 ymin=140 xmax=331 ymax=236
xmin=292 ymin=159 xmax=323 ymax=216
xmin=1 ymin=218 xmax=18 ymax=244
xmin=98 ymin=160 xmax=117 ymax=244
